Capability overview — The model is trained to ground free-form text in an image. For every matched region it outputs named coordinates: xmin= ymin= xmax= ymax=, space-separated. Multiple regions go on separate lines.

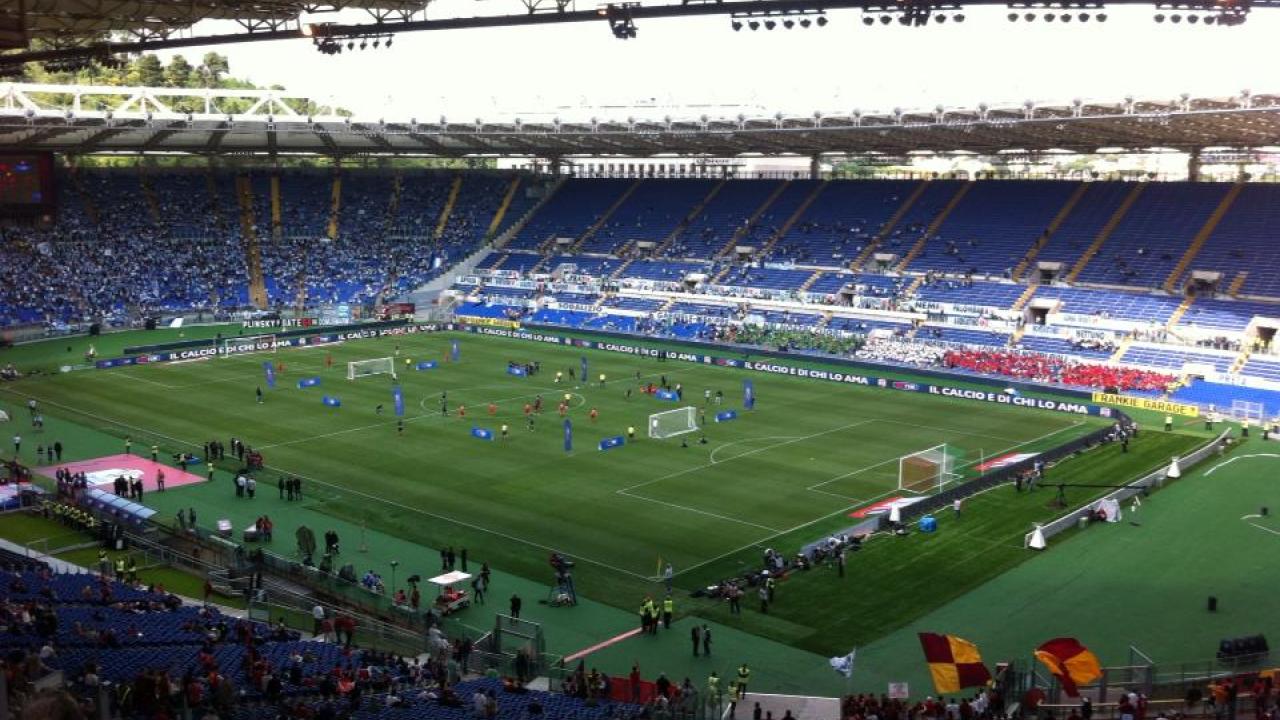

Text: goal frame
xmin=897 ymin=444 xmax=958 ymax=495
xmin=1230 ymin=399 xmax=1264 ymax=423
xmin=648 ymin=406 xmax=698 ymax=439
xmin=220 ymin=334 xmax=278 ymax=358
xmin=347 ymin=357 xmax=399 ymax=381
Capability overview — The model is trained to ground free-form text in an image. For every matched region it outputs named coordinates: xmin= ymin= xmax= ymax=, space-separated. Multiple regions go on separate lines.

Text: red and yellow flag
xmin=918 ymin=633 xmax=992 ymax=694
xmin=1034 ymin=638 xmax=1102 ymax=697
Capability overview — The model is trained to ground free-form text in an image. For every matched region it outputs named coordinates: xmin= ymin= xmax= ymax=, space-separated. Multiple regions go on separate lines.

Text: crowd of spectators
xmin=855 ymin=338 xmax=950 ymax=367
xmin=728 ymin=325 xmax=864 ymax=356
xmin=943 ymin=349 xmax=1177 ymax=392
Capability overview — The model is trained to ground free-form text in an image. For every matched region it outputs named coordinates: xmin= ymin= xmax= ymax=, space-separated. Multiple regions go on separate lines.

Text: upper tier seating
xmin=914 ymin=278 xmax=1026 ymax=309
xmin=913 ymin=181 xmax=1078 ymax=277
xmin=1178 ymin=298 xmax=1280 ymax=332
xmin=1118 ymin=344 xmax=1236 ymax=373
xmin=1035 ymin=182 xmax=1135 ymax=272
xmin=1075 ymin=183 xmax=1231 ymax=288
xmin=769 ymin=180 xmax=919 ymax=265
xmin=583 ymin=179 xmax=715 ymax=254
xmin=675 ymin=180 xmax=785 ymax=259
xmin=1175 ymin=183 xmax=1280 ymax=298
xmin=506 ymin=179 xmax=633 ymax=250
xmin=1031 ymin=286 xmax=1183 ymax=324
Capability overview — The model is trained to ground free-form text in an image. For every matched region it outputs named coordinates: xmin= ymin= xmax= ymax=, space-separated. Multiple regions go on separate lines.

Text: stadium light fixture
xmin=817 ymin=16 xmax=828 ymax=26
xmin=783 ymin=18 xmax=795 ymax=28
xmin=864 ymin=15 xmax=875 ymax=24
xmin=764 ymin=18 xmax=776 ymax=29
xmin=732 ymin=19 xmax=742 ymax=30
xmin=799 ymin=17 xmax=811 ymax=27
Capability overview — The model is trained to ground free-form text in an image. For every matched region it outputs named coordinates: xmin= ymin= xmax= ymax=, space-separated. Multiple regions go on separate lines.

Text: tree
xmin=200 ymin=53 xmax=230 ymax=86
xmin=164 ymin=55 xmax=194 ymax=88
xmin=135 ymin=54 xmax=164 ymax=87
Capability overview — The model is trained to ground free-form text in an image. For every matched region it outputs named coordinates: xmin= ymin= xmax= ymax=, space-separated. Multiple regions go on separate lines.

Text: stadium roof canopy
xmin=2 ymin=83 xmax=1279 ymax=158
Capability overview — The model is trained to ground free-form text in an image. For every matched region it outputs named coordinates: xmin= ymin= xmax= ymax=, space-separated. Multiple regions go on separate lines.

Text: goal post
xmin=221 ymin=334 xmax=278 ymax=358
xmin=1230 ymin=399 xmax=1264 ymax=423
xmin=898 ymin=444 xmax=963 ymax=495
xmin=347 ymin=357 xmax=398 ymax=381
xmin=649 ymin=406 xmax=698 ymax=439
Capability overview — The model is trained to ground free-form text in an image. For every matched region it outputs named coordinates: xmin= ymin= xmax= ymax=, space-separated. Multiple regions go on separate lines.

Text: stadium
xmin=3 ymin=3 xmax=1280 ymax=719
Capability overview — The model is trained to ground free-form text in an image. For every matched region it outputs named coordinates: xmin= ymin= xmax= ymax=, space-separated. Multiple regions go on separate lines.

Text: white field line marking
xmin=614 ymin=491 xmax=784 ymax=533
xmin=1248 ymin=522 xmax=1280 ymax=536
xmin=709 ymin=436 xmax=802 ymax=465
xmin=0 ymin=389 xmax=657 ymax=582
xmin=112 ymin=370 xmax=179 ymax=390
xmin=673 ymin=419 xmax=1087 ymax=578
xmin=1206 ymin=453 xmax=1280 ymax=476
xmin=617 ymin=419 xmax=878 ymax=496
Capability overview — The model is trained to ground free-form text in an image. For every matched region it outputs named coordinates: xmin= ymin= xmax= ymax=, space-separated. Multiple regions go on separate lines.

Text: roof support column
xmin=809 ymin=153 xmax=822 ymax=180
xmin=1187 ymin=147 xmax=1202 ymax=183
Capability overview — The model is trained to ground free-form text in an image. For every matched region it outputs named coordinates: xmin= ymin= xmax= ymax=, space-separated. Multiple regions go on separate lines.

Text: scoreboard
xmin=0 ymin=153 xmax=55 ymax=209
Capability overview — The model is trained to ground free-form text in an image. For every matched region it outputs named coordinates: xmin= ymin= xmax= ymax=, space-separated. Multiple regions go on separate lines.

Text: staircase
xmin=1009 ymin=324 xmax=1029 ymax=346
xmin=488 ymin=253 xmax=509 ymax=271
xmin=753 ymin=181 xmax=827 ymax=260
xmin=655 ymin=179 xmax=727 ymax=256
xmin=434 ymin=175 xmax=463 ymax=240
xmin=894 ymin=182 xmax=974 ymax=272
xmin=1011 ymin=284 xmax=1038 ymax=312
xmin=1229 ymin=345 xmax=1252 ymax=374
xmin=492 ymin=176 xmax=566 ymax=249
xmin=852 ymin=179 xmax=931 ymax=270
xmin=571 ymin=178 xmax=644 ymax=252
xmin=1161 ymin=182 xmax=1245 ymax=293
xmin=327 ymin=174 xmax=343 ymax=240
xmin=610 ymin=257 xmax=635 ymax=279
xmin=1165 ymin=295 xmax=1195 ymax=330
xmin=1065 ymin=183 xmax=1147 ymax=283
xmin=487 ymin=176 xmax=523 ymax=240
xmin=205 ymin=169 xmax=226 ymax=232
xmin=235 ymin=175 xmax=268 ymax=309
xmin=799 ymin=269 xmax=824 ymax=292
xmin=1227 ymin=271 xmax=1249 ymax=297
xmin=714 ymin=180 xmax=792 ymax=259
xmin=903 ymin=275 xmax=926 ymax=295
xmin=139 ymin=175 xmax=163 ymax=228
xmin=1109 ymin=335 xmax=1135 ymax=364
xmin=268 ymin=175 xmax=283 ymax=240
xmin=710 ymin=265 xmax=733 ymax=284
xmin=657 ymin=297 xmax=678 ymax=312
xmin=384 ymin=174 xmax=403 ymax=235
xmin=1012 ymin=182 xmax=1090 ymax=280
xmin=67 ymin=167 xmax=99 ymax=225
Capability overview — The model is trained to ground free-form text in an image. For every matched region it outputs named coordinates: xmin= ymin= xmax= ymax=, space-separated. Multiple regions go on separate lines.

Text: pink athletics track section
xmin=37 ymin=454 xmax=206 ymax=492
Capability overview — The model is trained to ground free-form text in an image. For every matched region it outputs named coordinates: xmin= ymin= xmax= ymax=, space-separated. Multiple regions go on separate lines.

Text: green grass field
xmin=0 ymin=327 xmax=1217 ymax=693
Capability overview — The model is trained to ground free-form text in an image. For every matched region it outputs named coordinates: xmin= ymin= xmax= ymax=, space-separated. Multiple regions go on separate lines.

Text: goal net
xmin=649 ymin=406 xmax=698 ymax=439
xmin=221 ymin=334 xmax=278 ymax=358
xmin=898 ymin=444 xmax=961 ymax=495
xmin=1230 ymin=400 xmax=1264 ymax=423
xmin=347 ymin=357 xmax=398 ymax=381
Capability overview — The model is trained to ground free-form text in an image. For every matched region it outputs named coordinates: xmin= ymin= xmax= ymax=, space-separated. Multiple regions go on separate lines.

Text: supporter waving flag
xmin=918 ymin=633 xmax=992 ymax=694
xmin=1034 ymin=638 xmax=1102 ymax=697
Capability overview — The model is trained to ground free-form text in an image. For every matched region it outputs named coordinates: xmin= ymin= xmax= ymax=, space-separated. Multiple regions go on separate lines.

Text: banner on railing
xmin=1091 ymin=392 xmax=1199 ymax=417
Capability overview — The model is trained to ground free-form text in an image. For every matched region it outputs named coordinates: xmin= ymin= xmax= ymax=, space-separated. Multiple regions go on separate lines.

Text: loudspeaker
xmin=1208 ymin=596 xmax=1218 ymax=612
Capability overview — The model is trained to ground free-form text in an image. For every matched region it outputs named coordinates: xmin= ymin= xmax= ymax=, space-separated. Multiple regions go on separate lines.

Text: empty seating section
xmin=1119 ymin=344 xmax=1235 ymax=372
xmin=741 ymin=180 xmax=821 ymax=256
xmin=620 ymin=259 xmax=708 ymax=282
xmin=875 ymin=180 xmax=965 ymax=258
xmin=506 ymin=179 xmax=633 ymax=250
xmin=548 ymin=292 xmax=599 ymax=305
xmin=583 ymin=179 xmax=713 ymax=254
xmin=455 ymin=302 xmax=523 ymax=319
xmin=915 ymin=181 xmax=1077 ymax=276
xmin=717 ymin=266 xmax=814 ymax=291
xmin=919 ymin=326 xmax=1011 ymax=347
xmin=1179 ymin=184 xmax=1280 ymax=298
xmin=1033 ymin=286 xmax=1182 ymax=324
xmin=540 ymin=255 xmax=620 ymax=276
xmin=1179 ymin=298 xmax=1280 ymax=332
xmin=1076 ymin=183 xmax=1229 ymax=288
xmin=490 ymin=253 xmax=542 ymax=274
xmin=1035 ymin=182 xmax=1134 ymax=270
xmin=1242 ymin=356 xmax=1280 ymax=382
xmin=772 ymin=180 xmax=918 ymax=265
xmin=807 ymin=272 xmax=855 ymax=295
xmin=1171 ymin=381 xmax=1279 ymax=414
xmin=914 ymin=279 xmax=1026 ymax=308
xmin=528 ymin=308 xmax=594 ymax=326
xmin=674 ymin=180 xmax=783 ymax=258
xmin=826 ymin=316 xmax=911 ymax=334
xmin=756 ymin=310 xmax=822 ymax=326
xmin=668 ymin=302 xmax=735 ymax=319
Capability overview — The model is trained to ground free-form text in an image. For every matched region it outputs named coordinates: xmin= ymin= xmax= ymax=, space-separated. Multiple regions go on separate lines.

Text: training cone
xmin=1028 ymin=525 xmax=1047 ymax=550
xmin=1166 ymin=456 xmax=1181 ymax=479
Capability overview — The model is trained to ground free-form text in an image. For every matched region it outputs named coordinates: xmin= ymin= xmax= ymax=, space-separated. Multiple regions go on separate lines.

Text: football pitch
xmin=4 ymin=327 xmax=1210 ymax=678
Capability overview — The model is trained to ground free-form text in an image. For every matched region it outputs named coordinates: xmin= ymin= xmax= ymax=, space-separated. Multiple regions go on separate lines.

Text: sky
xmin=159 ymin=4 xmax=1280 ymax=123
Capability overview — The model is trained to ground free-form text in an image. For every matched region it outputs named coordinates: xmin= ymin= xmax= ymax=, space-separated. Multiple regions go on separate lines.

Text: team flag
xmin=322 ymin=396 xmax=342 ymax=408
xmin=743 ymin=379 xmax=755 ymax=410
xmin=262 ymin=361 xmax=276 ymax=389
xmin=392 ymin=385 xmax=405 ymax=417
xmin=563 ymin=419 xmax=573 ymax=453
xmin=451 ymin=340 xmax=460 ymax=362
xmin=297 ymin=376 xmax=322 ymax=389
xmin=918 ymin=633 xmax=992 ymax=694
xmin=829 ymin=648 xmax=857 ymax=678
xmin=1034 ymin=638 xmax=1102 ymax=697
xmin=580 ymin=356 xmax=588 ymax=382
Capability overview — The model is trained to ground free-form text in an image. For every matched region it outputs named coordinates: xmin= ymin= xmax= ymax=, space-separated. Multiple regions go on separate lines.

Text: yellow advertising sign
xmin=1091 ymin=392 xmax=1199 ymax=417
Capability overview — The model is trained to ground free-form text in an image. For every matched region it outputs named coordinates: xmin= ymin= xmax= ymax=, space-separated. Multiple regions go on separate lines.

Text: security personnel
xmin=124 ymin=436 xmax=132 ymax=455
xmin=151 ymin=445 xmax=159 ymax=462
xmin=765 ymin=575 xmax=776 ymax=602
xmin=1165 ymin=415 xmax=1174 ymax=431
xmin=114 ymin=556 xmax=126 ymax=581
xmin=207 ymin=461 xmax=215 ymax=482
xmin=97 ymin=549 xmax=110 ymax=577
xmin=1241 ymin=418 xmax=1250 ymax=438
xmin=706 ymin=672 xmax=721 ymax=708
xmin=126 ymin=557 xmax=138 ymax=584
xmin=736 ymin=663 xmax=751 ymax=697
xmin=662 ymin=595 xmax=674 ymax=629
